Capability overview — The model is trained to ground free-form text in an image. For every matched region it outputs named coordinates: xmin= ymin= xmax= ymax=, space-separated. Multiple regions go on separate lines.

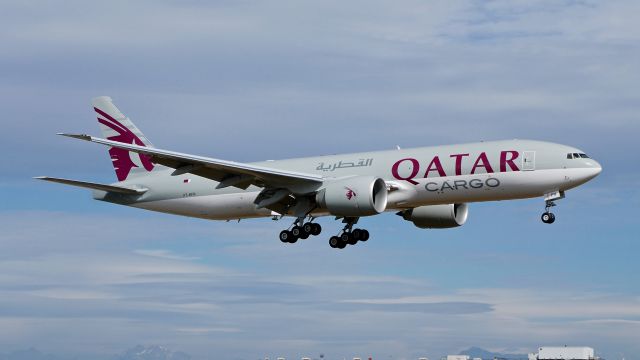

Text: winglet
xmin=57 ymin=133 xmax=93 ymax=141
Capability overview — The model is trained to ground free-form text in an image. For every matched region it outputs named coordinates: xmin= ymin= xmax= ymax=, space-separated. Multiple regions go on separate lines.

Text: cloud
xmin=340 ymin=301 xmax=494 ymax=314
xmin=1 ymin=0 xmax=639 ymax=359
xmin=0 ymin=207 xmax=638 ymax=358
xmin=175 ymin=327 xmax=241 ymax=334
xmin=134 ymin=249 xmax=201 ymax=261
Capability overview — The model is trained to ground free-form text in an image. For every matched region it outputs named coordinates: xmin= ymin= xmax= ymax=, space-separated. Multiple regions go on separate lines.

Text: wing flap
xmin=34 ymin=176 xmax=147 ymax=195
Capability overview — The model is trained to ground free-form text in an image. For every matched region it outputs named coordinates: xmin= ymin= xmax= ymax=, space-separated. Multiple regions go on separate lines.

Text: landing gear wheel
xmin=361 ymin=230 xmax=370 ymax=241
xmin=299 ymin=231 xmax=310 ymax=239
xmin=302 ymin=223 xmax=313 ymax=234
xmin=311 ymin=223 xmax=322 ymax=236
xmin=541 ymin=212 xmax=556 ymax=224
xmin=291 ymin=226 xmax=302 ymax=237
xmin=279 ymin=230 xmax=296 ymax=243
xmin=352 ymin=229 xmax=363 ymax=241
xmin=342 ymin=232 xmax=357 ymax=245
xmin=541 ymin=213 xmax=550 ymax=223
xmin=329 ymin=236 xmax=341 ymax=249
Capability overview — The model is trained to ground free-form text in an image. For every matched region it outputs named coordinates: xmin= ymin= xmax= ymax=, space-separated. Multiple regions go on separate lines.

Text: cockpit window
xmin=567 ymin=153 xmax=590 ymax=159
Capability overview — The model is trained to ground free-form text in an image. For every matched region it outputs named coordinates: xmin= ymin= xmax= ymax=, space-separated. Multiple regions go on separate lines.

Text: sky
xmin=1 ymin=0 xmax=639 ymax=359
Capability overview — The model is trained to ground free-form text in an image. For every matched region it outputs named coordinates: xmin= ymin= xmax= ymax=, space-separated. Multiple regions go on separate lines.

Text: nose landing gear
xmin=541 ymin=191 xmax=564 ymax=224
xmin=541 ymin=210 xmax=556 ymax=224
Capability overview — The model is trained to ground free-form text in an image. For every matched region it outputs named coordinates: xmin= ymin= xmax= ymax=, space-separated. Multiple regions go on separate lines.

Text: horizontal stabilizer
xmin=34 ymin=176 xmax=147 ymax=195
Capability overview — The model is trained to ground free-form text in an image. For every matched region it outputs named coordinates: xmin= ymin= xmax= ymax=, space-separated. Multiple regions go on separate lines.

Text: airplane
xmin=37 ymin=96 xmax=603 ymax=249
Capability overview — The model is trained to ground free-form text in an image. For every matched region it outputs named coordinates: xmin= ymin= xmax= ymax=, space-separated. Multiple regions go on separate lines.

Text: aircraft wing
xmin=59 ymin=134 xmax=324 ymax=190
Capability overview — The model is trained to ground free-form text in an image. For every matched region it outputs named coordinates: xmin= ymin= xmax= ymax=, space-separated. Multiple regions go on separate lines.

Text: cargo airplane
xmin=37 ymin=97 xmax=602 ymax=249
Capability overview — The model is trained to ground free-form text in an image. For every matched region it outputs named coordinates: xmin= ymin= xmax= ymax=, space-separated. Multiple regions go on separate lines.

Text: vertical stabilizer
xmin=92 ymin=96 xmax=157 ymax=181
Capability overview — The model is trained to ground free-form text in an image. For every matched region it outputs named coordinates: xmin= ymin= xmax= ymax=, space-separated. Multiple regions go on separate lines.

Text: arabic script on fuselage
xmin=316 ymin=158 xmax=374 ymax=172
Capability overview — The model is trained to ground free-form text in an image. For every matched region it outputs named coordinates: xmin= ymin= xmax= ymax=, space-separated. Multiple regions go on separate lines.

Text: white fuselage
xmin=99 ymin=139 xmax=602 ymax=220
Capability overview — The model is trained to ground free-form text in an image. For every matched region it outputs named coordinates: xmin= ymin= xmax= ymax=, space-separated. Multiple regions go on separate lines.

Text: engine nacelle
xmin=316 ymin=176 xmax=388 ymax=217
xmin=398 ymin=204 xmax=469 ymax=229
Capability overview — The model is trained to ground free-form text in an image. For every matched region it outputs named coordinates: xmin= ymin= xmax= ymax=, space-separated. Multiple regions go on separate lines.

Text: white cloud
xmin=175 ymin=327 xmax=241 ymax=334
xmin=134 ymin=249 xmax=200 ymax=261
xmin=1 ymin=0 xmax=639 ymax=359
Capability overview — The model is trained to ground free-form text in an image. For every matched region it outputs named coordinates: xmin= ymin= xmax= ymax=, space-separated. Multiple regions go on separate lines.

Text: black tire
xmin=299 ymin=231 xmax=310 ymax=239
xmin=279 ymin=230 xmax=293 ymax=243
xmin=329 ymin=236 xmax=340 ymax=248
xmin=352 ymin=229 xmax=362 ymax=241
xmin=361 ymin=230 xmax=370 ymax=241
xmin=343 ymin=232 xmax=357 ymax=245
xmin=311 ymin=223 xmax=322 ymax=236
xmin=548 ymin=213 xmax=556 ymax=224
xmin=303 ymin=223 xmax=313 ymax=234
xmin=541 ymin=213 xmax=551 ymax=223
xmin=291 ymin=226 xmax=302 ymax=237
xmin=337 ymin=241 xmax=347 ymax=249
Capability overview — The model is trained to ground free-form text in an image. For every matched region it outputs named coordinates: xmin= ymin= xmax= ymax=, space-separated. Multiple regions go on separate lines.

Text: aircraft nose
xmin=583 ymin=159 xmax=602 ymax=180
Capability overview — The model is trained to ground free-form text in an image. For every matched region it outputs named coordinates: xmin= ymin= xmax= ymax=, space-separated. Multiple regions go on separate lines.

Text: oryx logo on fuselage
xmin=345 ymin=187 xmax=356 ymax=200
xmin=95 ymin=107 xmax=154 ymax=181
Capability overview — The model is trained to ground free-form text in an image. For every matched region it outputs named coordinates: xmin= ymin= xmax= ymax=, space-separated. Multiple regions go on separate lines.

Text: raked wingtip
xmin=57 ymin=133 xmax=92 ymax=141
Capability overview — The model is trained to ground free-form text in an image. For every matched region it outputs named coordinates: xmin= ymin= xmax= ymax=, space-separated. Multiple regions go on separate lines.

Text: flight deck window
xmin=567 ymin=153 xmax=573 ymax=159
xmin=573 ymin=153 xmax=580 ymax=159
xmin=579 ymin=153 xmax=589 ymax=158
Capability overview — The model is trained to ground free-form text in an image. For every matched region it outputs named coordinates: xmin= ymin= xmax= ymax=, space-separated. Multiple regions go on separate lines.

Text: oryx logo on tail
xmin=95 ymin=107 xmax=154 ymax=181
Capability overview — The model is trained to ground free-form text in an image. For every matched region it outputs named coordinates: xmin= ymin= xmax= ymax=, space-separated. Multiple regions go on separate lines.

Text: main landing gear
xmin=279 ymin=217 xmax=322 ymax=244
xmin=277 ymin=216 xmax=371 ymax=249
xmin=328 ymin=217 xmax=369 ymax=250
xmin=541 ymin=191 xmax=564 ymax=224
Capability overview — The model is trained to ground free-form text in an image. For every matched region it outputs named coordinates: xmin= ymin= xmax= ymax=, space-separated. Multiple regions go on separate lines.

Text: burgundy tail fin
xmin=92 ymin=96 xmax=156 ymax=182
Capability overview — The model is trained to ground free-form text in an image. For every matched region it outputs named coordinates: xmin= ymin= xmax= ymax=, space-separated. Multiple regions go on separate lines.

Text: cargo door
xmin=522 ymin=151 xmax=536 ymax=171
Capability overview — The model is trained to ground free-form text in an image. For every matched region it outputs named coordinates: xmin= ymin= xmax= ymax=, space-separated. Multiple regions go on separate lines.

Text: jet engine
xmin=315 ymin=176 xmax=388 ymax=217
xmin=398 ymin=204 xmax=468 ymax=229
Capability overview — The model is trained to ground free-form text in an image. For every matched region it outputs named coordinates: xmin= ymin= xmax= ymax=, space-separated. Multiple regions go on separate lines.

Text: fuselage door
xmin=522 ymin=151 xmax=536 ymax=171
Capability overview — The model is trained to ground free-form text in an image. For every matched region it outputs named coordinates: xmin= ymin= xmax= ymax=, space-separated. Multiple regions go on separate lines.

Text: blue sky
xmin=1 ymin=1 xmax=639 ymax=359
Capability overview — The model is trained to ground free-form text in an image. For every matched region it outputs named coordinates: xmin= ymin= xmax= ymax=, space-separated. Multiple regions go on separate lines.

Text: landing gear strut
xmin=541 ymin=191 xmax=564 ymax=224
xmin=329 ymin=217 xmax=369 ymax=249
xmin=279 ymin=217 xmax=322 ymax=243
